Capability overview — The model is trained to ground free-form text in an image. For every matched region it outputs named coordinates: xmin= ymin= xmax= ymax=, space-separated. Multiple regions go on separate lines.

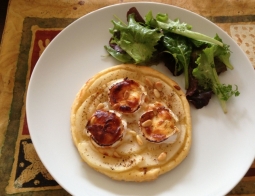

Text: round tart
xmin=70 ymin=64 xmax=192 ymax=182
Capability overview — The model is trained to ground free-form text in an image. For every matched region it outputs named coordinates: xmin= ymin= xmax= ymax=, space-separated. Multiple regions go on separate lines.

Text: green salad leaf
xmin=104 ymin=45 xmax=134 ymax=63
xmin=213 ymin=34 xmax=233 ymax=70
xmin=193 ymin=43 xmax=239 ymax=113
xmin=145 ymin=11 xmax=224 ymax=47
xmin=162 ymin=34 xmax=192 ymax=89
xmin=106 ymin=13 xmax=163 ymax=64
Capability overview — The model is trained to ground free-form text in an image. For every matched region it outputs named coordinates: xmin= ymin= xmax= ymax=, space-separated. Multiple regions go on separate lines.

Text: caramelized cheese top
xmin=109 ymin=78 xmax=143 ymax=113
xmin=139 ymin=105 xmax=178 ymax=143
xmin=86 ymin=110 xmax=124 ymax=146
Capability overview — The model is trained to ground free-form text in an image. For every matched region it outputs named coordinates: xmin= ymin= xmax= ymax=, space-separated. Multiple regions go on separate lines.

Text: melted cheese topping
xmin=108 ymin=78 xmax=145 ymax=113
xmin=139 ymin=104 xmax=178 ymax=143
xmin=86 ymin=110 xmax=125 ymax=146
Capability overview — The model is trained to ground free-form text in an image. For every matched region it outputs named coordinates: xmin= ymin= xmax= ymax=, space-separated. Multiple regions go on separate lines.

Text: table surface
xmin=0 ymin=0 xmax=255 ymax=195
xmin=0 ymin=0 xmax=9 ymax=40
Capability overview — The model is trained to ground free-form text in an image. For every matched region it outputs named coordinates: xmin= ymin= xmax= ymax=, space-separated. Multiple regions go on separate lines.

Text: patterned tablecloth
xmin=0 ymin=0 xmax=255 ymax=195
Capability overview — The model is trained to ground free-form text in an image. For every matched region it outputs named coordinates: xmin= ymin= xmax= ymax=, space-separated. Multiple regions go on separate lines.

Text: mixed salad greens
xmin=104 ymin=7 xmax=240 ymax=113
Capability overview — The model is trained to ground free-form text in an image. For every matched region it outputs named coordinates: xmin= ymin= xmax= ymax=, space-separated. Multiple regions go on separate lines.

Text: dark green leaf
xmin=110 ymin=13 xmax=163 ymax=64
xmin=163 ymin=34 xmax=192 ymax=89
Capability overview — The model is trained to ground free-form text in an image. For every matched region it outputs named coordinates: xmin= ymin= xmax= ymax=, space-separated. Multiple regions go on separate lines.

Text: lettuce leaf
xmin=145 ymin=11 xmax=224 ymax=47
xmin=104 ymin=45 xmax=134 ymax=63
xmin=193 ymin=44 xmax=239 ymax=113
xmin=108 ymin=13 xmax=163 ymax=64
xmin=162 ymin=34 xmax=192 ymax=89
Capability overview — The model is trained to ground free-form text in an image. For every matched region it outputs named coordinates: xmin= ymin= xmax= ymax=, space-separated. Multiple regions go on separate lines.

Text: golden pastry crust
xmin=70 ymin=64 xmax=192 ymax=182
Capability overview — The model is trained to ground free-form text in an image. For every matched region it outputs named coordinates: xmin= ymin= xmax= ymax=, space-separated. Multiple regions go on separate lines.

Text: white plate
xmin=26 ymin=2 xmax=255 ymax=196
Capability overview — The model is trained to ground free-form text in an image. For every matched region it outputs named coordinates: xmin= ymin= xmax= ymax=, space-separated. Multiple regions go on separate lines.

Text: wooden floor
xmin=0 ymin=0 xmax=9 ymax=42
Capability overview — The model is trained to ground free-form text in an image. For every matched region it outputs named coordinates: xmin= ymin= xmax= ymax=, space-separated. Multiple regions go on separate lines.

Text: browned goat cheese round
xmin=70 ymin=64 xmax=192 ymax=182
xmin=86 ymin=110 xmax=124 ymax=146
xmin=108 ymin=78 xmax=144 ymax=113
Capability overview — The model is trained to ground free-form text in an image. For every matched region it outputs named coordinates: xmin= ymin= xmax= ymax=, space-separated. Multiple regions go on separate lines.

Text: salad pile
xmin=104 ymin=7 xmax=240 ymax=113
